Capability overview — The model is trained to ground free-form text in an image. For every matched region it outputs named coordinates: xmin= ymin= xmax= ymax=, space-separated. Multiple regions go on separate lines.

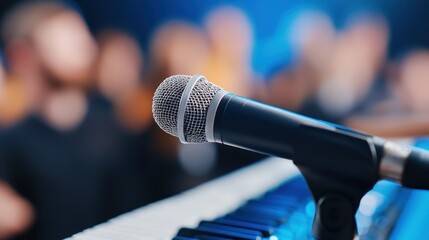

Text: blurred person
xmin=203 ymin=6 xmax=265 ymax=175
xmin=261 ymin=13 xmax=389 ymax=126
xmin=150 ymin=21 xmax=209 ymax=81
xmin=203 ymin=6 xmax=254 ymax=97
xmin=2 ymin=0 xmax=96 ymax=131
xmin=95 ymin=30 xmax=152 ymax=133
xmin=0 ymin=59 xmax=33 ymax=240
xmin=96 ymin=31 xmax=142 ymax=101
xmin=394 ymin=50 xmax=429 ymax=113
xmin=0 ymin=76 xmax=28 ymax=128
xmin=289 ymin=11 xmax=336 ymax=77
xmin=261 ymin=11 xmax=336 ymax=111
xmin=148 ymin=21 xmax=209 ymax=155
xmin=149 ymin=21 xmax=209 ymax=158
xmin=0 ymin=59 xmax=29 ymax=127
xmin=149 ymin=19 xmax=261 ymax=190
xmin=148 ymin=21 xmax=218 ymax=192
xmin=346 ymin=50 xmax=429 ymax=137
xmin=312 ymin=15 xmax=389 ymax=122
xmin=0 ymin=181 xmax=34 ymax=240
xmin=94 ymin=30 xmax=165 ymax=200
xmin=272 ymin=14 xmax=389 ymax=125
xmin=0 ymin=1 xmax=153 ymax=239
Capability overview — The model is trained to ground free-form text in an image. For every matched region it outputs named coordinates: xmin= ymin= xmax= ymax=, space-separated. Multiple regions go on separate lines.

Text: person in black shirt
xmin=0 ymin=1 xmax=153 ymax=239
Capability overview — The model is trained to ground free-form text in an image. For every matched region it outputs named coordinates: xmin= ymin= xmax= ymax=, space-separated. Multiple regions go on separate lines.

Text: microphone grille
xmin=152 ymin=74 xmax=222 ymax=143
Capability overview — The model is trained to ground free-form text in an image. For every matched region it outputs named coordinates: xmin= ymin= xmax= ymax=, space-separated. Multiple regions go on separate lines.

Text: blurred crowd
xmin=0 ymin=0 xmax=429 ymax=240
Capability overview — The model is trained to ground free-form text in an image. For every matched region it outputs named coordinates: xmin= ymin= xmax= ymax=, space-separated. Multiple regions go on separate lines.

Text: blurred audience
xmin=203 ymin=6 xmax=254 ymax=97
xmin=0 ymin=61 xmax=28 ymax=127
xmin=0 ymin=1 xmax=152 ymax=239
xmin=316 ymin=15 xmax=389 ymax=120
xmin=150 ymin=21 xmax=209 ymax=80
xmin=150 ymin=21 xmax=217 ymax=193
xmin=393 ymin=50 xmax=429 ymax=114
xmin=346 ymin=49 xmax=429 ymax=137
xmin=260 ymin=11 xmax=336 ymax=111
xmin=148 ymin=22 xmax=207 ymax=178
xmin=203 ymin=6 xmax=265 ymax=173
xmin=261 ymin=13 xmax=390 ymax=125
xmin=95 ymin=30 xmax=152 ymax=133
xmin=148 ymin=15 xmax=261 ymax=191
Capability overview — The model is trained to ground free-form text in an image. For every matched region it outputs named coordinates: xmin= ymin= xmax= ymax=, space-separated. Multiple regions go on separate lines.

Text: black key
xmin=263 ymin=192 xmax=306 ymax=204
xmin=177 ymin=227 xmax=260 ymax=240
xmin=214 ymin=217 xmax=274 ymax=237
xmin=195 ymin=236 xmax=232 ymax=240
xmin=199 ymin=221 xmax=263 ymax=237
xmin=248 ymin=197 xmax=299 ymax=208
xmin=235 ymin=205 xmax=288 ymax=221
xmin=270 ymin=183 xmax=311 ymax=200
xmin=224 ymin=213 xmax=279 ymax=226
xmin=244 ymin=202 xmax=294 ymax=213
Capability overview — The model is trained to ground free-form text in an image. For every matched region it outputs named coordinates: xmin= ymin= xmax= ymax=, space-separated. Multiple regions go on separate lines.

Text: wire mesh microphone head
xmin=152 ymin=74 xmax=223 ymax=143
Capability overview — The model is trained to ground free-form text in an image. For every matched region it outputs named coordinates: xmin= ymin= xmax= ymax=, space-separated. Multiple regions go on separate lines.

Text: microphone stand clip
xmin=293 ymin=124 xmax=382 ymax=240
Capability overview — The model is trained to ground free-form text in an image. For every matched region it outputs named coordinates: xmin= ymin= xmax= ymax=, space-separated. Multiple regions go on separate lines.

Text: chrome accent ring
xmin=380 ymin=141 xmax=412 ymax=182
xmin=205 ymin=90 xmax=228 ymax=142
xmin=178 ymin=74 xmax=203 ymax=143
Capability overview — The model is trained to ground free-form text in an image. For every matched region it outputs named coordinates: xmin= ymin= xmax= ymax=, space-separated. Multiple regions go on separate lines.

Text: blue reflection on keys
xmin=175 ymin=176 xmax=405 ymax=240
xmin=388 ymin=137 xmax=429 ymax=240
xmin=175 ymin=137 xmax=429 ymax=240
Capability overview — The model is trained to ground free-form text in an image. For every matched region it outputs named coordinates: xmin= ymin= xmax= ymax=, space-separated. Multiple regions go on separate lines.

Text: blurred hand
xmin=0 ymin=181 xmax=34 ymax=239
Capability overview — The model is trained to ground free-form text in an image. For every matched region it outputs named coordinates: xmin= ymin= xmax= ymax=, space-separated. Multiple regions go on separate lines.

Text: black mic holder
xmin=293 ymin=124 xmax=382 ymax=240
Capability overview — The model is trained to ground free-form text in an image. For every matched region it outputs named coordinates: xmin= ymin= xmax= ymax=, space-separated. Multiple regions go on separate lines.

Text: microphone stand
xmin=292 ymin=124 xmax=380 ymax=240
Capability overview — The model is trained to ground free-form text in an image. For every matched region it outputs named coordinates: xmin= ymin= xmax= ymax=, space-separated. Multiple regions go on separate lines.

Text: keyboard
xmin=67 ymin=138 xmax=429 ymax=240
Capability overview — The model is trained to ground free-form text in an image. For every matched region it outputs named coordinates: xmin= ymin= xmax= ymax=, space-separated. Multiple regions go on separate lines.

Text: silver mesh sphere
xmin=152 ymin=75 xmax=223 ymax=143
xmin=152 ymin=75 xmax=189 ymax=138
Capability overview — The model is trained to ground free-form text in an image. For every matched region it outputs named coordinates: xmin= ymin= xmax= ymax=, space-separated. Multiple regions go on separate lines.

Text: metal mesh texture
xmin=152 ymin=75 xmax=222 ymax=143
xmin=152 ymin=75 xmax=188 ymax=138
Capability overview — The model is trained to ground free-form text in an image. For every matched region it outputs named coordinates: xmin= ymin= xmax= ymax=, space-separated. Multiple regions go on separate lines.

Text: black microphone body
xmin=214 ymin=93 xmax=378 ymax=159
xmin=214 ymin=93 xmax=304 ymax=159
xmin=213 ymin=93 xmax=429 ymax=190
xmin=214 ymin=93 xmax=380 ymax=192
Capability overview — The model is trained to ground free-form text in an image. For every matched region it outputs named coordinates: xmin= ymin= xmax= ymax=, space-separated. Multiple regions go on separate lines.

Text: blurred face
xmin=97 ymin=34 xmax=142 ymax=100
xmin=205 ymin=7 xmax=253 ymax=60
xmin=32 ymin=11 xmax=97 ymax=87
xmin=325 ymin=17 xmax=388 ymax=99
xmin=150 ymin=22 xmax=209 ymax=76
xmin=316 ymin=17 xmax=388 ymax=116
xmin=347 ymin=18 xmax=388 ymax=71
xmin=167 ymin=27 xmax=208 ymax=74
xmin=290 ymin=11 xmax=335 ymax=73
xmin=398 ymin=52 xmax=429 ymax=112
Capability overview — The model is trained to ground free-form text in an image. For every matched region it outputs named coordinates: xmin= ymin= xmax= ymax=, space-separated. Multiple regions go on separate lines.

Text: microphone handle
xmin=212 ymin=93 xmax=377 ymax=160
xmin=211 ymin=93 xmax=429 ymax=190
xmin=212 ymin=93 xmax=333 ymax=159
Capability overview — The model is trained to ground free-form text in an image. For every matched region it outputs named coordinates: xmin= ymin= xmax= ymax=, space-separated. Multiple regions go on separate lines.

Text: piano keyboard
xmin=68 ymin=138 xmax=429 ymax=240
xmin=67 ymin=158 xmax=300 ymax=240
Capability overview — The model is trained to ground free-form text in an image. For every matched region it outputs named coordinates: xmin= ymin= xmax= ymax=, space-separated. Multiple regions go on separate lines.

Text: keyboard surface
xmin=68 ymin=138 xmax=429 ymax=240
xmin=68 ymin=157 xmax=300 ymax=240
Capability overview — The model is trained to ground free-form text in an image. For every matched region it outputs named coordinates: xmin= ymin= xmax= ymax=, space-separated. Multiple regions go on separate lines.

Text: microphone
xmin=152 ymin=74 xmax=429 ymax=190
